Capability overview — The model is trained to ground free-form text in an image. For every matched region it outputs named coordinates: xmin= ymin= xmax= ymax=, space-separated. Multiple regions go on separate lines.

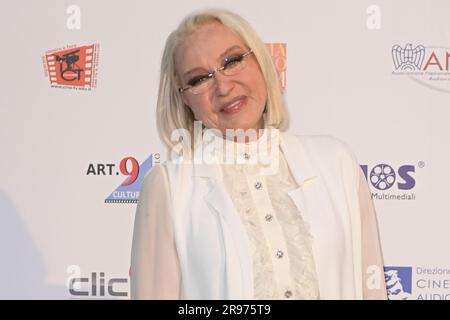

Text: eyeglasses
xmin=178 ymin=49 xmax=254 ymax=95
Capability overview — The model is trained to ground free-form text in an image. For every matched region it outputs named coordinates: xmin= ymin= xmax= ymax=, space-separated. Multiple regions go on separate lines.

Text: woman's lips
xmin=220 ymin=97 xmax=247 ymax=114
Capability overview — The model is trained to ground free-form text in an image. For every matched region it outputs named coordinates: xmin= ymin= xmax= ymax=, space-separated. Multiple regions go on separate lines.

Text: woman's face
xmin=175 ymin=22 xmax=267 ymax=135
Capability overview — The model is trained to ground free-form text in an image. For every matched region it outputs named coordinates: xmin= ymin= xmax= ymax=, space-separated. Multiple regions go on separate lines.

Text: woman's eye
xmin=224 ymin=55 xmax=243 ymax=69
xmin=188 ymin=75 xmax=210 ymax=87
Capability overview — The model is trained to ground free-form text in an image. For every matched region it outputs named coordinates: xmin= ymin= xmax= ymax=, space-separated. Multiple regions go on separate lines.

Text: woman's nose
xmin=213 ymin=71 xmax=234 ymax=96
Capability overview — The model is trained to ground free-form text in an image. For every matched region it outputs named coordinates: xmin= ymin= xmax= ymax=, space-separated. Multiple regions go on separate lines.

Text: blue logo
xmin=369 ymin=164 xmax=396 ymax=190
xmin=361 ymin=164 xmax=416 ymax=191
xmin=384 ymin=266 xmax=412 ymax=300
xmin=105 ymin=155 xmax=154 ymax=203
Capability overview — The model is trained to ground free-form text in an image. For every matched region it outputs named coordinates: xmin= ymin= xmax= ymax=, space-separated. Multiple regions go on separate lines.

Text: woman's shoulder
xmin=283 ymin=133 xmax=357 ymax=159
xmin=282 ymin=132 xmax=360 ymax=175
xmin=284 ymin=133 xmax=362 ymax=185
xmin=139 ymin=163 xmax=170 ymax=193
xmin=142 ymin=158 xmax=196 ymax=191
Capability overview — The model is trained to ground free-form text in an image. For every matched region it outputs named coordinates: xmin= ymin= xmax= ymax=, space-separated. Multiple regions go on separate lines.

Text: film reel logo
xmin=362 ymin=163 xmax=416 ymax=191
xmin=370 ymin=164 xmax=396 ymax=190
xmin=44 ymin=44 xmax=99 ymax=89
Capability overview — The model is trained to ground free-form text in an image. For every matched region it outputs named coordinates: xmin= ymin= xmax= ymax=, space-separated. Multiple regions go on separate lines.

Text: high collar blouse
xmin=219 ymin=129 xmax=320 ymax=299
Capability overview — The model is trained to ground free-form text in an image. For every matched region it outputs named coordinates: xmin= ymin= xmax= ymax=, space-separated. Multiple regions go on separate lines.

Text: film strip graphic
xmin=45 ymin=44 xmax=98 ymax=88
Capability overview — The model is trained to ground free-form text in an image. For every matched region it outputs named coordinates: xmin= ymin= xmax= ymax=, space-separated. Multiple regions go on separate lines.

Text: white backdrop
xmin=1 ymin=0 xmax=449 ymax=299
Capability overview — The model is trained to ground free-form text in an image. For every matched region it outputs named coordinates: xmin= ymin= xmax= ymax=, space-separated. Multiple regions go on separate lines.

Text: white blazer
xmin=131 ymin=133 xmax=387 ymax=300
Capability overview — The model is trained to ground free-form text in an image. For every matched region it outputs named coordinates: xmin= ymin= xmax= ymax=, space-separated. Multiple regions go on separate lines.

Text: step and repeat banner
xmin=1 ymin=0 xmax=449 ymax=299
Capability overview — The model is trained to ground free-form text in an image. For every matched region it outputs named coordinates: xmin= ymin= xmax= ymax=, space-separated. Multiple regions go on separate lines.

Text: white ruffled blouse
xmin=220 ymin=132 xmax=320 ymax=299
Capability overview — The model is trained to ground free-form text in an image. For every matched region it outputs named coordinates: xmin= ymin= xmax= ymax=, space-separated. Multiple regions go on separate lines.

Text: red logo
xmin=43 ymin=44 xmax=99 ymax=90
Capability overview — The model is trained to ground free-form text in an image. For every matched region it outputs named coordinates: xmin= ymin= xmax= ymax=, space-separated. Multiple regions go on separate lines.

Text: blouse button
xmin=244 ymin=153 xmax=250 ymax=160
xmin=284 ymin=290 xmax=293 ymax=299
xmin=254 ymin=181 xmax=262 ymax=190
xmin=276 ymin=249 xmax=284 ymax=258
xmin=265 ymin=214 xmax=273 ymax=222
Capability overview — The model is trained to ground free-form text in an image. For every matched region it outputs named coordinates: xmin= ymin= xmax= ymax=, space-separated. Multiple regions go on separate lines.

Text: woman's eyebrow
xmin=182 ymin=45 xmax=244 ymax=79
xmin=183 ymin=67 xmax=206 ymax=79
xmin=219 ymin=45 xmax=243 ymax=60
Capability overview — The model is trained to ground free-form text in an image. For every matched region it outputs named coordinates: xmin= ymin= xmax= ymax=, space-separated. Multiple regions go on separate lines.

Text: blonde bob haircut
xmin=156 ymin=8 xmax=289 ymax=154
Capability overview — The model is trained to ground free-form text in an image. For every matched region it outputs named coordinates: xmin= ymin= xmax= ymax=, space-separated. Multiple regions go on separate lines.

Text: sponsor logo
xmin=43 ymin=43 xmax=99 ymax=90
xmin=415 ymin=266 xmax=450 ymax=300
xmin=361 ymin=162 xmax=422 ymax=201
xmin=385 ymin=266 xmax=450 ymax=300
xmin=86 ymin=154 xmax=160 ymax=204
xmin=384 ymin=266 xmax=412 ymax=300
xmin=104 ymin=155 xmax=156 ymax=203
xmin=391 ymin=44 xmax=450 ymax=93
xmin=66 ymin=265 xmax=128 ymax=298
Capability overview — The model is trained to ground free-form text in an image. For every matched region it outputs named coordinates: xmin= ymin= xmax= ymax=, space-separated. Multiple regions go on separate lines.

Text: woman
xmin=130 ymin=8 xmax=387 ymax=300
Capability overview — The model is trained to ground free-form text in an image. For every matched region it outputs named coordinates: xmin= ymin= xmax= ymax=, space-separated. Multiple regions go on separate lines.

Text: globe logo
xmin=370 ymin=164 xmax=396 ymax=190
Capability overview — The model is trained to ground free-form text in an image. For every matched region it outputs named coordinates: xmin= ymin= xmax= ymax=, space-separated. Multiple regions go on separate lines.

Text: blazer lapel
xmin=280 ymin=133 xmax=318 ymax=224
xmin=193 ymin=157 xmax=254 ymax=299
xmin=280 ymin=133 xmax=341 ymax=298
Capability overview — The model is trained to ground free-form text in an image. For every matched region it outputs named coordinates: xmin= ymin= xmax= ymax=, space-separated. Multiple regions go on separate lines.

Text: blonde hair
xmin=156 ymin=8 xmax=289 ymax=154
